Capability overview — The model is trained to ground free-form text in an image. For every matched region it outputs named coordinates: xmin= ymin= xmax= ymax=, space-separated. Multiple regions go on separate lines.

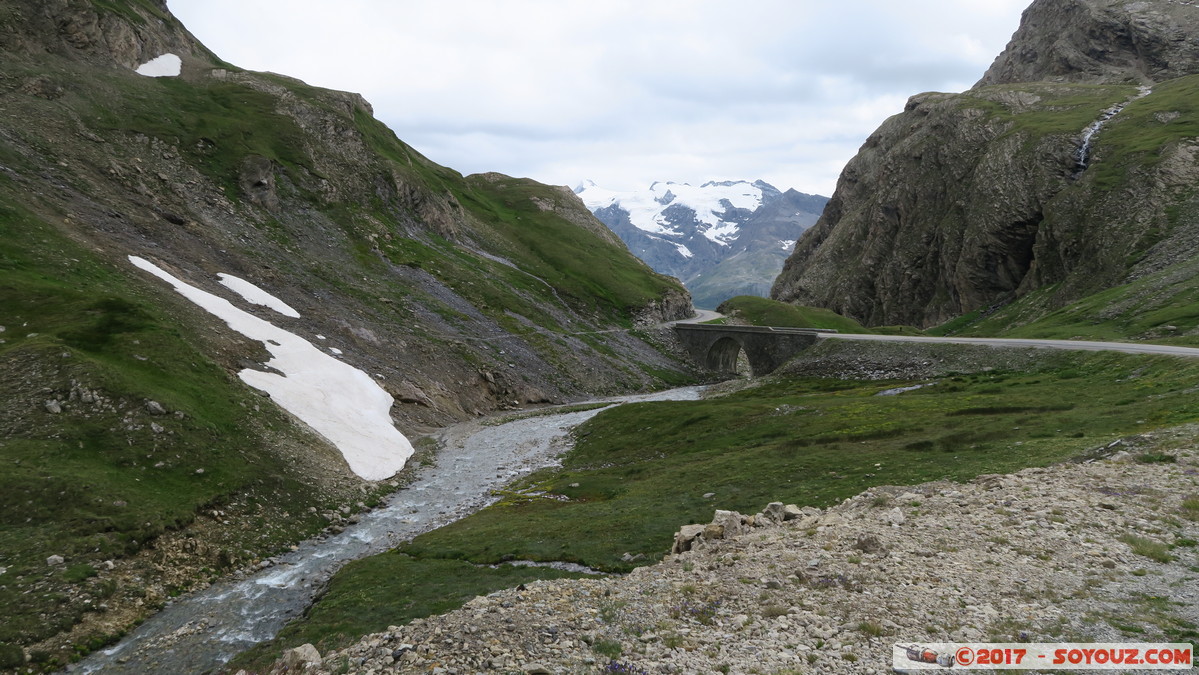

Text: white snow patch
xmin=576 ymin=179 xmax=762 ymax=244
xmin=129 ymin=256 xmax=413 ymax=480
xmin=135 ymin=53 xmax=182 ymax=78
xmin=330 ymin=348 xmax=343 ymax=355
xmin=876 ymin=383 xmax=934 ymax=396
xmin=704 ymin=220 xmax=740 ymax=244
xmin=316 ymin=334 xmax=327 ymax=340
xmin=218 ymin=273 xmax=301 ymax=318
xmin=779 ymin=239 xmax=797 ymax=251
xmin=674 ymin=243 xmax=694 ymax=259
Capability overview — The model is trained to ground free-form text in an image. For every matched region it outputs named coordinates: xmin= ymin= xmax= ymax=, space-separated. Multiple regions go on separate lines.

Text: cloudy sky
xmin=167 ymin=1 xmax=1030 ymax=197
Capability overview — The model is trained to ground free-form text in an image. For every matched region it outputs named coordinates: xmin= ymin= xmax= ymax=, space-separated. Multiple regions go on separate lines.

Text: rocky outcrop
xmin=772 ymin=87 xmax=1079 ymax=327
xmin=0 ymin=0 xmax=210 ymax=69
xmin=978 ymin=0 xmax=1199 ymax=86
xmin=633 ymin=287 xmax=693 ymax=325
xmin=265 ymin=433 xmax=1199 ymax=674
xmin=772 ymin=0 xmax=1199 ymax=328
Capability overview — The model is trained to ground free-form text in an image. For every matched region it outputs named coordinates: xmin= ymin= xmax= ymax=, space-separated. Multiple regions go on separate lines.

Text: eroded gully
xmin=71 ymin=386 xmax=708 ymax=674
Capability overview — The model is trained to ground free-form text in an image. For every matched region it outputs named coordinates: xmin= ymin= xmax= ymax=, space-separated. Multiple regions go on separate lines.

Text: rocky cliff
xmin=772 ymin=0 xmax=1199 ymax=329
xmin=978 ymin=0 xmax=1199 ymax=86
xmin=0 ymin=0 xmax=695 ymax=666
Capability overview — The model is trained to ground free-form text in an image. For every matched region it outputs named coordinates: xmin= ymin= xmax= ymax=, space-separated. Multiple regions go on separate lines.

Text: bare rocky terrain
xmin=261 ymin=430 xmax=1199 ymax=674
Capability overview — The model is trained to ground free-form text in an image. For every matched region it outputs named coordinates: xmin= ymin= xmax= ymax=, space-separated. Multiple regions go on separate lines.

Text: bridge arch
xmin=705 ymin=336 xmax=748 ymax=373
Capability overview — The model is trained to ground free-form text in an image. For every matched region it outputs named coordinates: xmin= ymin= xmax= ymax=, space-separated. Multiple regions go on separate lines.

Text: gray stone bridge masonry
xmin=673 ymin=324 xmax=835 ymax=376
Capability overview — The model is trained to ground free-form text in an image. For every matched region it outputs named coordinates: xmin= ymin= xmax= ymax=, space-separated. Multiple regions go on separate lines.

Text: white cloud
xmin=167 ymin=0 xmax=1028 ymax=196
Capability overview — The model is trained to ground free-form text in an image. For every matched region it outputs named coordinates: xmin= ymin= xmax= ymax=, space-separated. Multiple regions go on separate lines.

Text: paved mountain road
xmin=821 ymin=332 xmax=1199 ymax=358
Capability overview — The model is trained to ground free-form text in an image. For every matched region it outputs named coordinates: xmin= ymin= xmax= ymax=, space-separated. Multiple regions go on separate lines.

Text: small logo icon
xmin=902 ymin=644 xmax=956 ymax=667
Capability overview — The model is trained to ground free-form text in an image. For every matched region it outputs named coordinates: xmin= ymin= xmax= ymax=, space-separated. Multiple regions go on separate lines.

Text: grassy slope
xmin=253 ymin=346 xmax=1199 ymax=663
xmin=1089 ymin=75 xmax=1199 ymax=190
xmin=962 ymin=83 xmax=1138 ymax=146
xmin=717 ymin=296 xmax=922 ymax=335
xmin=932 ymin=255 xmax=1199 ymax=345
xmin=81 ymin=59 xmax=682 ymax=352
xmin=350 ymin=112 xmax=682 ymax=329
xmin=717 ymin=296 xmax=869 ymax=331
xmin=0 ymin=200 xmax=365 ymax=667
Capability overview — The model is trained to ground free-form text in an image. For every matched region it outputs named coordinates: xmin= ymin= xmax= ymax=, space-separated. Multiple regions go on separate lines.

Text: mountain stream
xmin=1073 ymin=86 xmax=1152 ymax=175
xmin=70 ymin=386 xmax=708 ymax=674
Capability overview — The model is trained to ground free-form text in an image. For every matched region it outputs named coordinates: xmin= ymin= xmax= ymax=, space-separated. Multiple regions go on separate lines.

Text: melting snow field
xmin=217 ymin=273 xmax=301 ymax=318
xmin=129 ymin=256 xmax=413 ymax=480
xmin=135 ymin=53 xmax=182 ymax=77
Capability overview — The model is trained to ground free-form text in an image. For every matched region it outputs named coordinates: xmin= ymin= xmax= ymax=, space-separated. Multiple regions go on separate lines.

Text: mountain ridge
xmin=578 ymin=179 xmax=827 ymax=309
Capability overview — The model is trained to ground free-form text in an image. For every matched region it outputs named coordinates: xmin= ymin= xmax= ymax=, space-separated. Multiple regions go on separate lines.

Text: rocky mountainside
xmin=772 ymin=0 xmax=1199 ymax=329
xmin=0 ymin=0 xmax=694 ymax=666
xmin=578 ymin=180 xmax=827 ymax=309
xmin=263 ymin=433 xmax=1199 ymax=674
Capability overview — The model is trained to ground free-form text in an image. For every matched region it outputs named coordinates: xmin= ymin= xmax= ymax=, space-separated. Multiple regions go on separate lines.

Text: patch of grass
xmin=62 ymin=564 xmax=97 ymax=584
xmin=592 ymin=639 xmax=623 ymax=659
xmin=1135 ymin=452 xmax=1177 ymax=464
xmin=947 ymin=251 xmax=1199 ymax=347
xmin=964 ymin=83 xmax=1137 ymax=150
xmin=858 ymin=621 xmax=886 ymax=637
xmin=716 ymin=296 xmax=873 ymax=333
xmin=1182 ymin=495 xmax=1199 ymax=521
xmin=1119 ymin=535 xmax=1174 ymax=563
xmin=1090 ymin=75 xmax=1199 ymax=189
xmin=93 ymin=77 xmax=313 ymax=197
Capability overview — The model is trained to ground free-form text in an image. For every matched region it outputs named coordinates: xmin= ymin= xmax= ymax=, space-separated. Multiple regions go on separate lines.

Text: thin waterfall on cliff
xmin=1073 ymin=86 xmax=1152 ymax=177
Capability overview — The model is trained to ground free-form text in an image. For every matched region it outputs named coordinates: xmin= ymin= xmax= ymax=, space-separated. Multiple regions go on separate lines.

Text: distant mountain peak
xmin=577 ymin=179 xmax=828 ymax=308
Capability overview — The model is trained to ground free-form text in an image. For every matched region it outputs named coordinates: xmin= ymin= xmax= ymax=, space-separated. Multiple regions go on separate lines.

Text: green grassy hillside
xmin=0 ymin=201 xmax=384 ymax=670
xmin=933 ymin=253 xmax=1199 ymax=345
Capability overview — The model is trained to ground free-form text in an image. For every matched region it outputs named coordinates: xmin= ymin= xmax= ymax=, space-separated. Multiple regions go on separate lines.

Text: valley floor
xmin=259 ymin=427 xmax=1199 ymax=674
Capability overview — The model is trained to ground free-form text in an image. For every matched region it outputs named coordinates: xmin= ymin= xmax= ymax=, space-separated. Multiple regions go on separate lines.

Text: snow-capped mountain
xmin=576 ymin=180 xmax=828 ymax=309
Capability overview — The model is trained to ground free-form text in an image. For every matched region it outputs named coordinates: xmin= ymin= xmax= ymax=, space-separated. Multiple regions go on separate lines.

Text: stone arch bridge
xmin=673 ymin=324 xmax=834 ymax=376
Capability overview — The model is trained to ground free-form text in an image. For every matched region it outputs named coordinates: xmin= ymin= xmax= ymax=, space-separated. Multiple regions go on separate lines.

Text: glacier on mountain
xmin=576 ymin=180 xmax=764 ymax=244
xmin=575 ymin=179 xmax=828 ymax=308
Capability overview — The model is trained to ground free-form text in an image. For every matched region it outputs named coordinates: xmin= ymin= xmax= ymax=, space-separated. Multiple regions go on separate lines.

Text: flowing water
xmin=71 ymin=386 xmax=707 ymax=674
xmin=1073 ymin=86 xmax=1152 ymax=176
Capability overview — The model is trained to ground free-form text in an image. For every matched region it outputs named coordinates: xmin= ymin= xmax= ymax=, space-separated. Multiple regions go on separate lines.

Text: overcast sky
xmin=167 ymin=1 xmax=1030 ymax=197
